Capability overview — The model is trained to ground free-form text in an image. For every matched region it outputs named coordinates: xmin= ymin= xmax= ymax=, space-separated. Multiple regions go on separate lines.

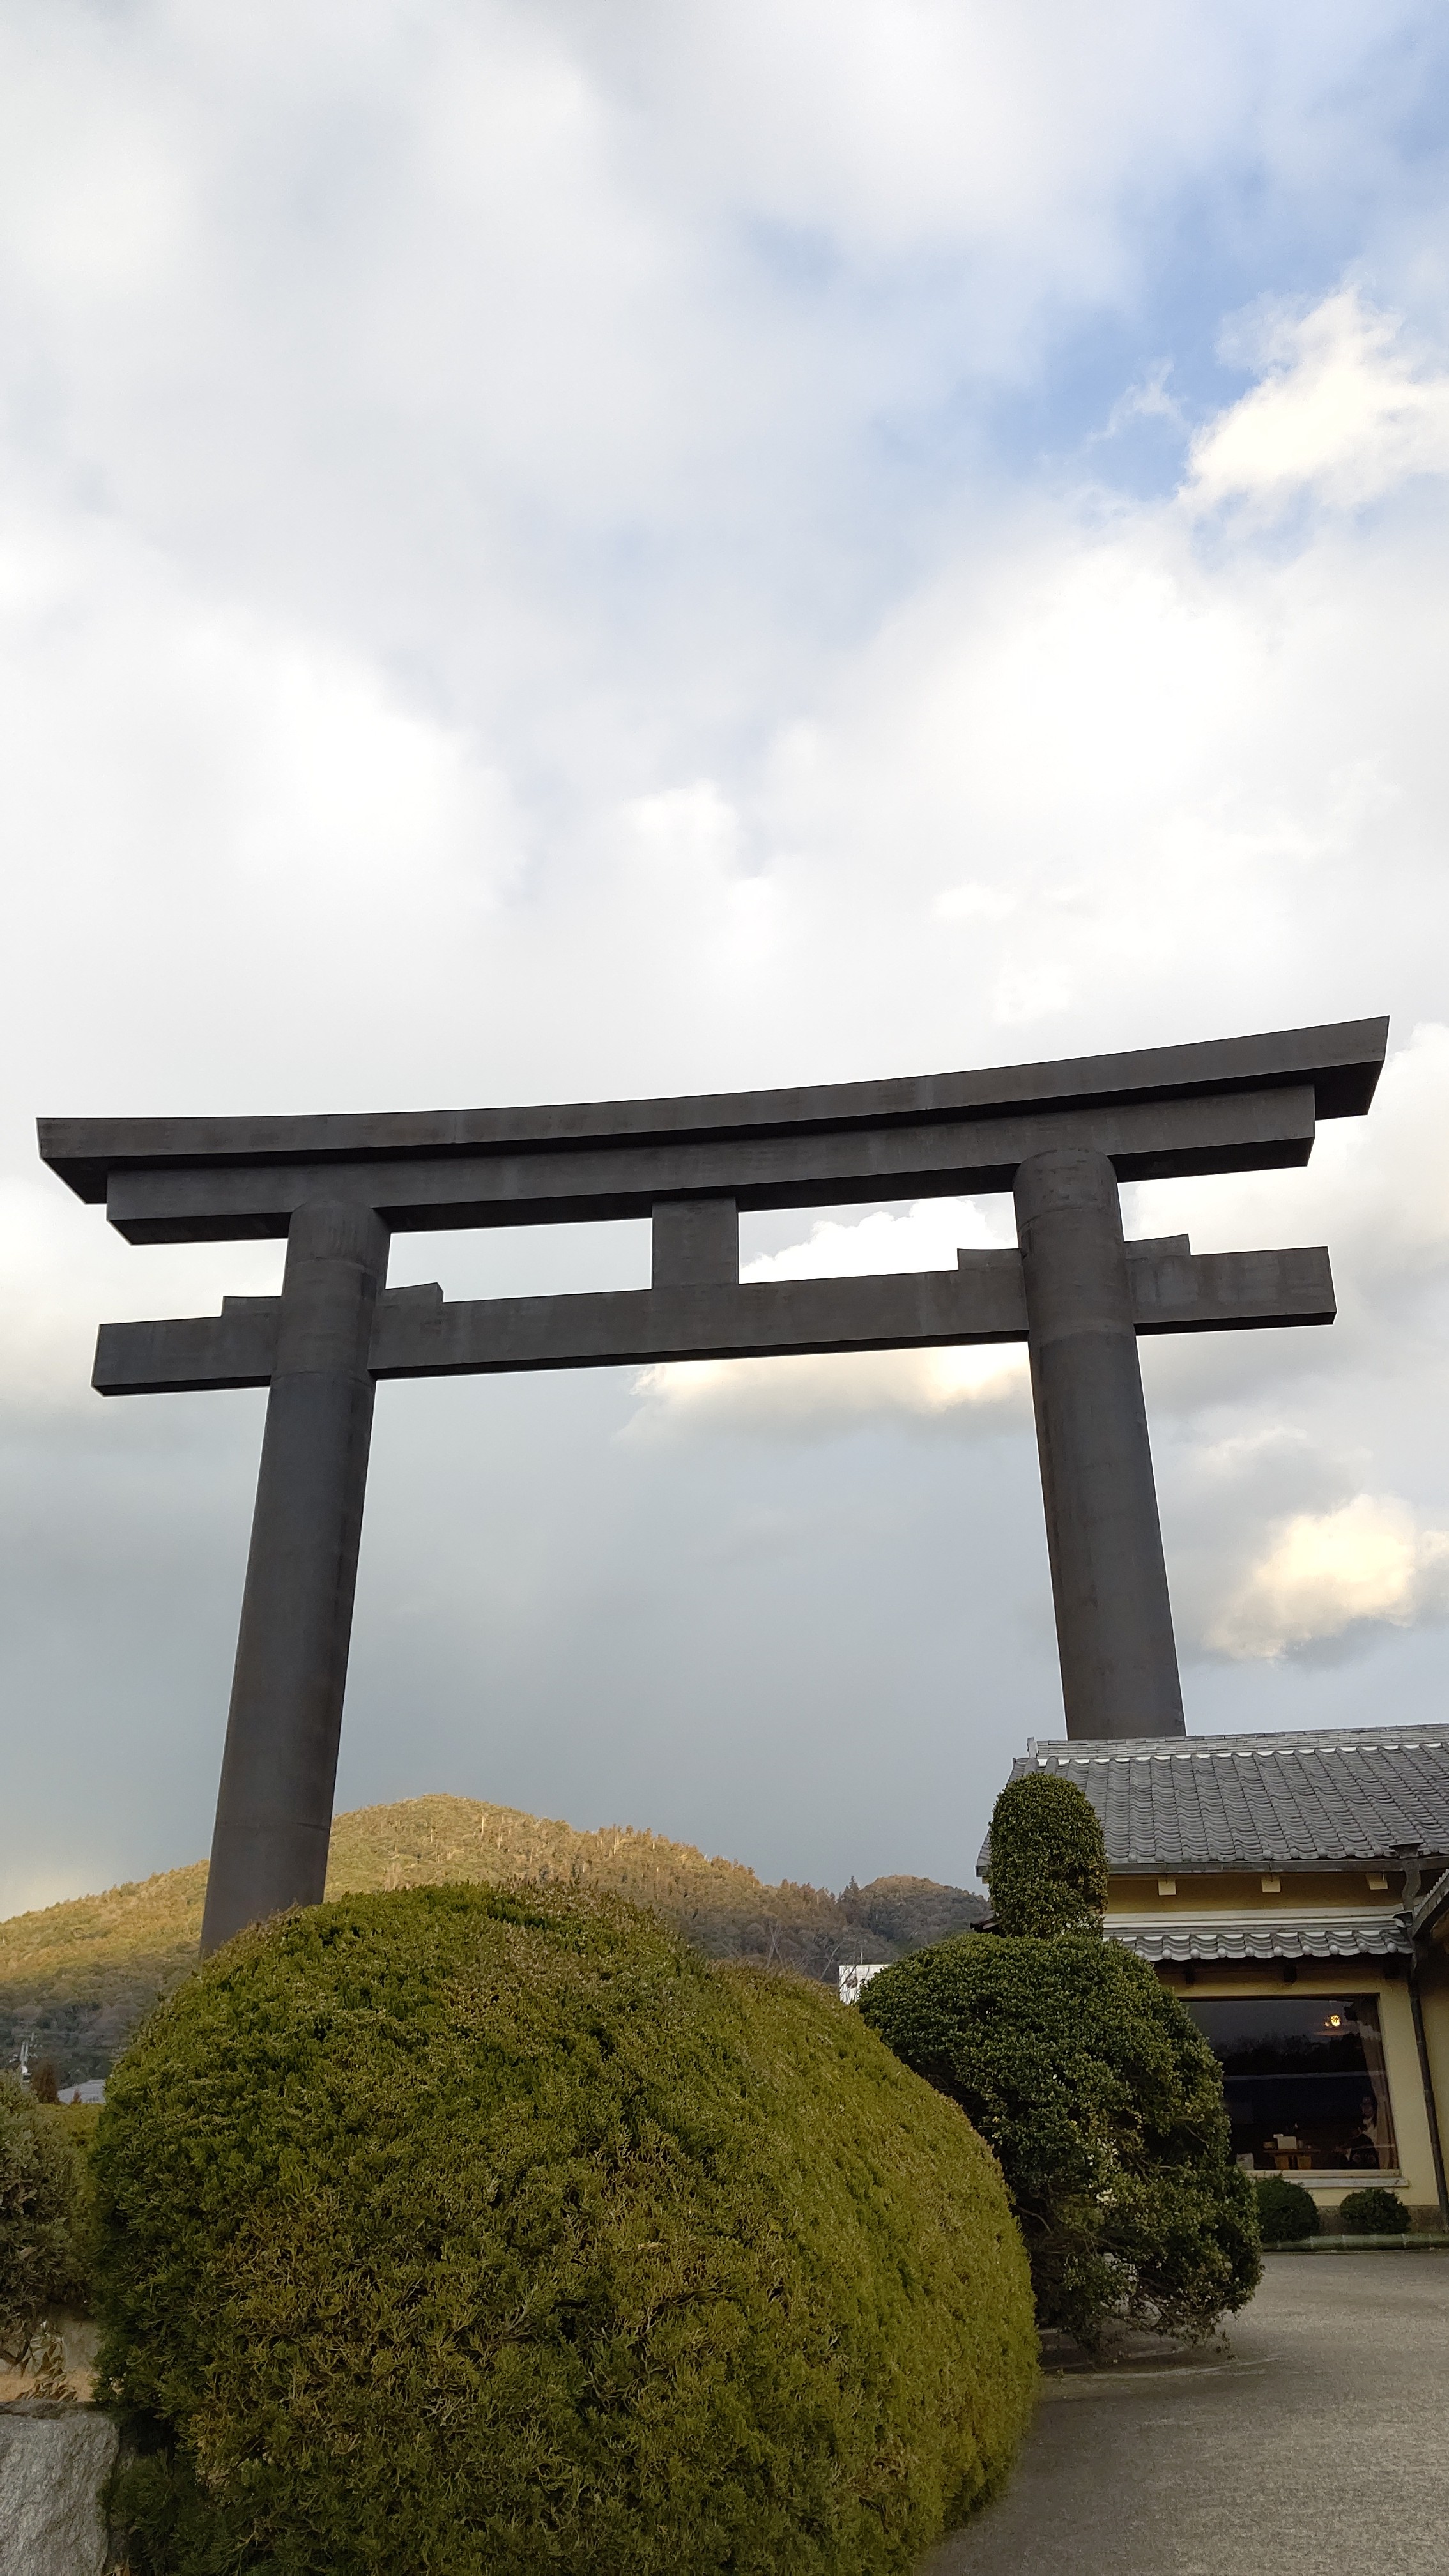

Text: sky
xmin=4 ymin=0 xmax=1449 ymax=1920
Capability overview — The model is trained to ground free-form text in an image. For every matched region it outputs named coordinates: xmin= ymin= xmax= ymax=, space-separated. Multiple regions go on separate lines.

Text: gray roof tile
xmin=1108 ymin=1917 xmax=1411 ymax=1963
xmin=979 ymin=1725 xmax=1449 ymax=1875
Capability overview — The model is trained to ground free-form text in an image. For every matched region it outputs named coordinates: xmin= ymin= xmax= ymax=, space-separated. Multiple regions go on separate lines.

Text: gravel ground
xmin=923 ymin=2252 xmax=1449 ymax=2576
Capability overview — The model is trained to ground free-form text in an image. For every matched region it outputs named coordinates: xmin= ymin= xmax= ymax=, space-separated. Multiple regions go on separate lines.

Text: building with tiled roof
xmin=983 ymin=1725 xmax=1449 ymax=2225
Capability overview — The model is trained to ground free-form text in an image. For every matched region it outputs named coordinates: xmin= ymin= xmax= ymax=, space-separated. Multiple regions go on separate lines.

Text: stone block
xmin=0 ymin=2402 xmax=118 ymax=2576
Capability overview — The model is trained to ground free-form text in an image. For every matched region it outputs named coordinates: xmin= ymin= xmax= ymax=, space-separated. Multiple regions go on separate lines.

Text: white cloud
xmin=625 ymin=1344 xmax=1028 ymax=1439
xmin=614 ymin=781 xmax=785 ymax=984
xmin=1186 ymin=288 xmax=1449 ymax=512
xmin=1206 ymin=1493 xmax=1449 ymax=1658
xmin=933 ymin=882 xmax=1018 ymax=924
xmin=0 ymin=17 xmax=192 ymax=299
xmin=1104 ymin=358 xmax=1184 ymax=436
xmin=741 ymin=1201 xmax=1013 ymax=1283
xmin=0 ymin=505 xmax=526 ymax=1117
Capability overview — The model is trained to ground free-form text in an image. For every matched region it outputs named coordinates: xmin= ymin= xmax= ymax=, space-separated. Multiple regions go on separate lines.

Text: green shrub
xmin=861 ymin=1933 xmax=1260 ymax=2349
xmin=94 ymin=1883 xmax=1036 ymax=2576
xmin=1339 ymin=2185 xmax=1406 ymax=2235
xmin=0 ymin=2073 xmax=91 ymax=2375
xmin=1254 ymin=2175 xmax=1319 ymax=2244
xmin=986 ymin=1773 xmax=1108 ymax=1938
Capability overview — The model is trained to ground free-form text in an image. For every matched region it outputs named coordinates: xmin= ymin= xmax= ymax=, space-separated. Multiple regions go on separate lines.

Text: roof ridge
xmin=1028 ymin=1725 xmax=1448 ymax=1757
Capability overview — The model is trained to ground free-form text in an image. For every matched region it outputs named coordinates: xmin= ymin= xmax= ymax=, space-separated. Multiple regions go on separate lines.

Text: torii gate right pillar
xmin=1015 ymin=1147 xmax=1185 ymax=1740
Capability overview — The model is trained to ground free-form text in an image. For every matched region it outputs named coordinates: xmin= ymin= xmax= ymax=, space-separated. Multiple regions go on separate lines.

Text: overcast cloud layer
xmin=4 ymin=1 xmax=1449 ymax=1919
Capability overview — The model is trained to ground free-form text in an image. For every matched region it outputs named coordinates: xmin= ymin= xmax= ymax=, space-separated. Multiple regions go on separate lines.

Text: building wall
xmin=1418 ymin=1924 xmax=1449 ymax=2215
xmin=1104 ymin=1870 xmax=1449 ymax=2222
xmin=1155 ymin=1965 xmax=1434 ymax=2214
xmin=1107 ymin=1869 xmax=1406 ymax=1917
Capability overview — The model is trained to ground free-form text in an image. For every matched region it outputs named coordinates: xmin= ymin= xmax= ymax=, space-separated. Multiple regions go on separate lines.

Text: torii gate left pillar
xmin=204 ymin=1200 xmax=388 ymax=1951
xmin=39 ymin=1015 xmax=1386 ymax=1950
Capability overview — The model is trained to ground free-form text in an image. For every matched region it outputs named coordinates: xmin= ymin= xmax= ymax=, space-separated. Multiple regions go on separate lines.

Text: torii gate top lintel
xmin=39 ymin=1015 xmax=1386 ymax=1238
xmin=37 ymin=1014 xmax=1388 ymax=1954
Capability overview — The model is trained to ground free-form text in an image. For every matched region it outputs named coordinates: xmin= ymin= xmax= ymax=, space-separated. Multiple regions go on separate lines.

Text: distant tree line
xmin=1 ymin=1795 xmax=988 ymax=2088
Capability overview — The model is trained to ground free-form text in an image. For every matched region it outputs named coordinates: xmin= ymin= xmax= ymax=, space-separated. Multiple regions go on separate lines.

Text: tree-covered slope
xmin=0 ymin=1795 xmax=981 ymax=2085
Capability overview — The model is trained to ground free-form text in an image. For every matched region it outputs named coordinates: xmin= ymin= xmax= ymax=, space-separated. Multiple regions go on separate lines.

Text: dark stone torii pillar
xmin=1015 ymin=1147 xmax=1184 ymax=1738
xmin=39 ymin=1016 xmax=1386 ymax=1951
xmin=204 ymin=1200 xmax=388 ymax=1951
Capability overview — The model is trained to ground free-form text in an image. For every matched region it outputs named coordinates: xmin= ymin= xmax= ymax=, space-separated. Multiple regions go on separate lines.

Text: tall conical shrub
xmin=861 ymin=1768 xmax=1259 ymax=2348
xmin=986 ymin=1771 xmax=1108 ymax=1937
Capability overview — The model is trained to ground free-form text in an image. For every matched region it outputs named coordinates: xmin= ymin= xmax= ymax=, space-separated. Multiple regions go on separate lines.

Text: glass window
xmin=1186 ymin=1995 xmax=1397 ymax=2174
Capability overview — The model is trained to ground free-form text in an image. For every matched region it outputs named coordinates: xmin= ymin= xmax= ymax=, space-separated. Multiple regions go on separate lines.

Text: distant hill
xmin=841 ymin=1874 xmax=988 ymax=1950
xmin=0 ymin=1795 xmax=985 ymax=2087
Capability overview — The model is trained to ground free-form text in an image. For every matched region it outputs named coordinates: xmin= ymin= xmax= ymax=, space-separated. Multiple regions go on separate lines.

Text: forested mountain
xmin=0 ymin=1795 xmax=983 ymax=2086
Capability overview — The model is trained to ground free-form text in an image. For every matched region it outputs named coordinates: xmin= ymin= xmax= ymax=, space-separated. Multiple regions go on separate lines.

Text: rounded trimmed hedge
xmin=1254 ymin=2175 xmax=1319 ymax=2244
xmin=1340 ymin=2184 xmax=1406 ymax=2235
xmin=94 ymin=1884 xmax=1036 ymax=2576
xmin=0 ymin=2073 xmax=91 ymax=2375
xmin=861 ymin=1933 xmax=1261 ymax=2349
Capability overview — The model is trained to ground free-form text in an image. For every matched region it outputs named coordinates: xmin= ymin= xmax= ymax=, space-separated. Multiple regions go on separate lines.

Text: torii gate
xmin=40 ymin=1015 xmax=1385 ymax=1953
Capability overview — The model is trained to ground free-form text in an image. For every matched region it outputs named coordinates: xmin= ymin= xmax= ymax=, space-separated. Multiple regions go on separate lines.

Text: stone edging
xmin=1266 ymin=2234 xmax=1449 ymax=2252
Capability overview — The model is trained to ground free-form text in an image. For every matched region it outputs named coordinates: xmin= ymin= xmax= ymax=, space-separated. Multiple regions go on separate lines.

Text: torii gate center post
xmin=40 ymin=1016 xmax=1386 ymax=1954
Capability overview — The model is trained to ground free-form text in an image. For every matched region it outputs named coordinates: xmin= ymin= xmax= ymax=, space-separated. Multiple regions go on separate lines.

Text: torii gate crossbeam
xmin=39 ymin=1016 xmax=1386 ymax=1952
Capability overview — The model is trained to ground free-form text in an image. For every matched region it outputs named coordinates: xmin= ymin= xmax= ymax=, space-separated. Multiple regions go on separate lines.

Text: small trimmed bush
xmin=94 ymin=1883 xmax=1037 ymax=2576
xmin=861 ymin=1933 xmax=1260 ymax=2349
xmin=0 ymin=2074 xmax=91 ymax=2374
xmin=986 ymin=1772 xmax=1108 ymax=1938
xmin=1254 ymin=2175 xmax=1320 ymax=2244
xmin=1340 ymin=2185 xmax=1406 ymax=2235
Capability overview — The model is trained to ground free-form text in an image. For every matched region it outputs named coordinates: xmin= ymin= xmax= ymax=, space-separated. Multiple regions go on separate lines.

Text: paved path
xmin=924 ymin=2253 xmax=1449 ymax=2576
